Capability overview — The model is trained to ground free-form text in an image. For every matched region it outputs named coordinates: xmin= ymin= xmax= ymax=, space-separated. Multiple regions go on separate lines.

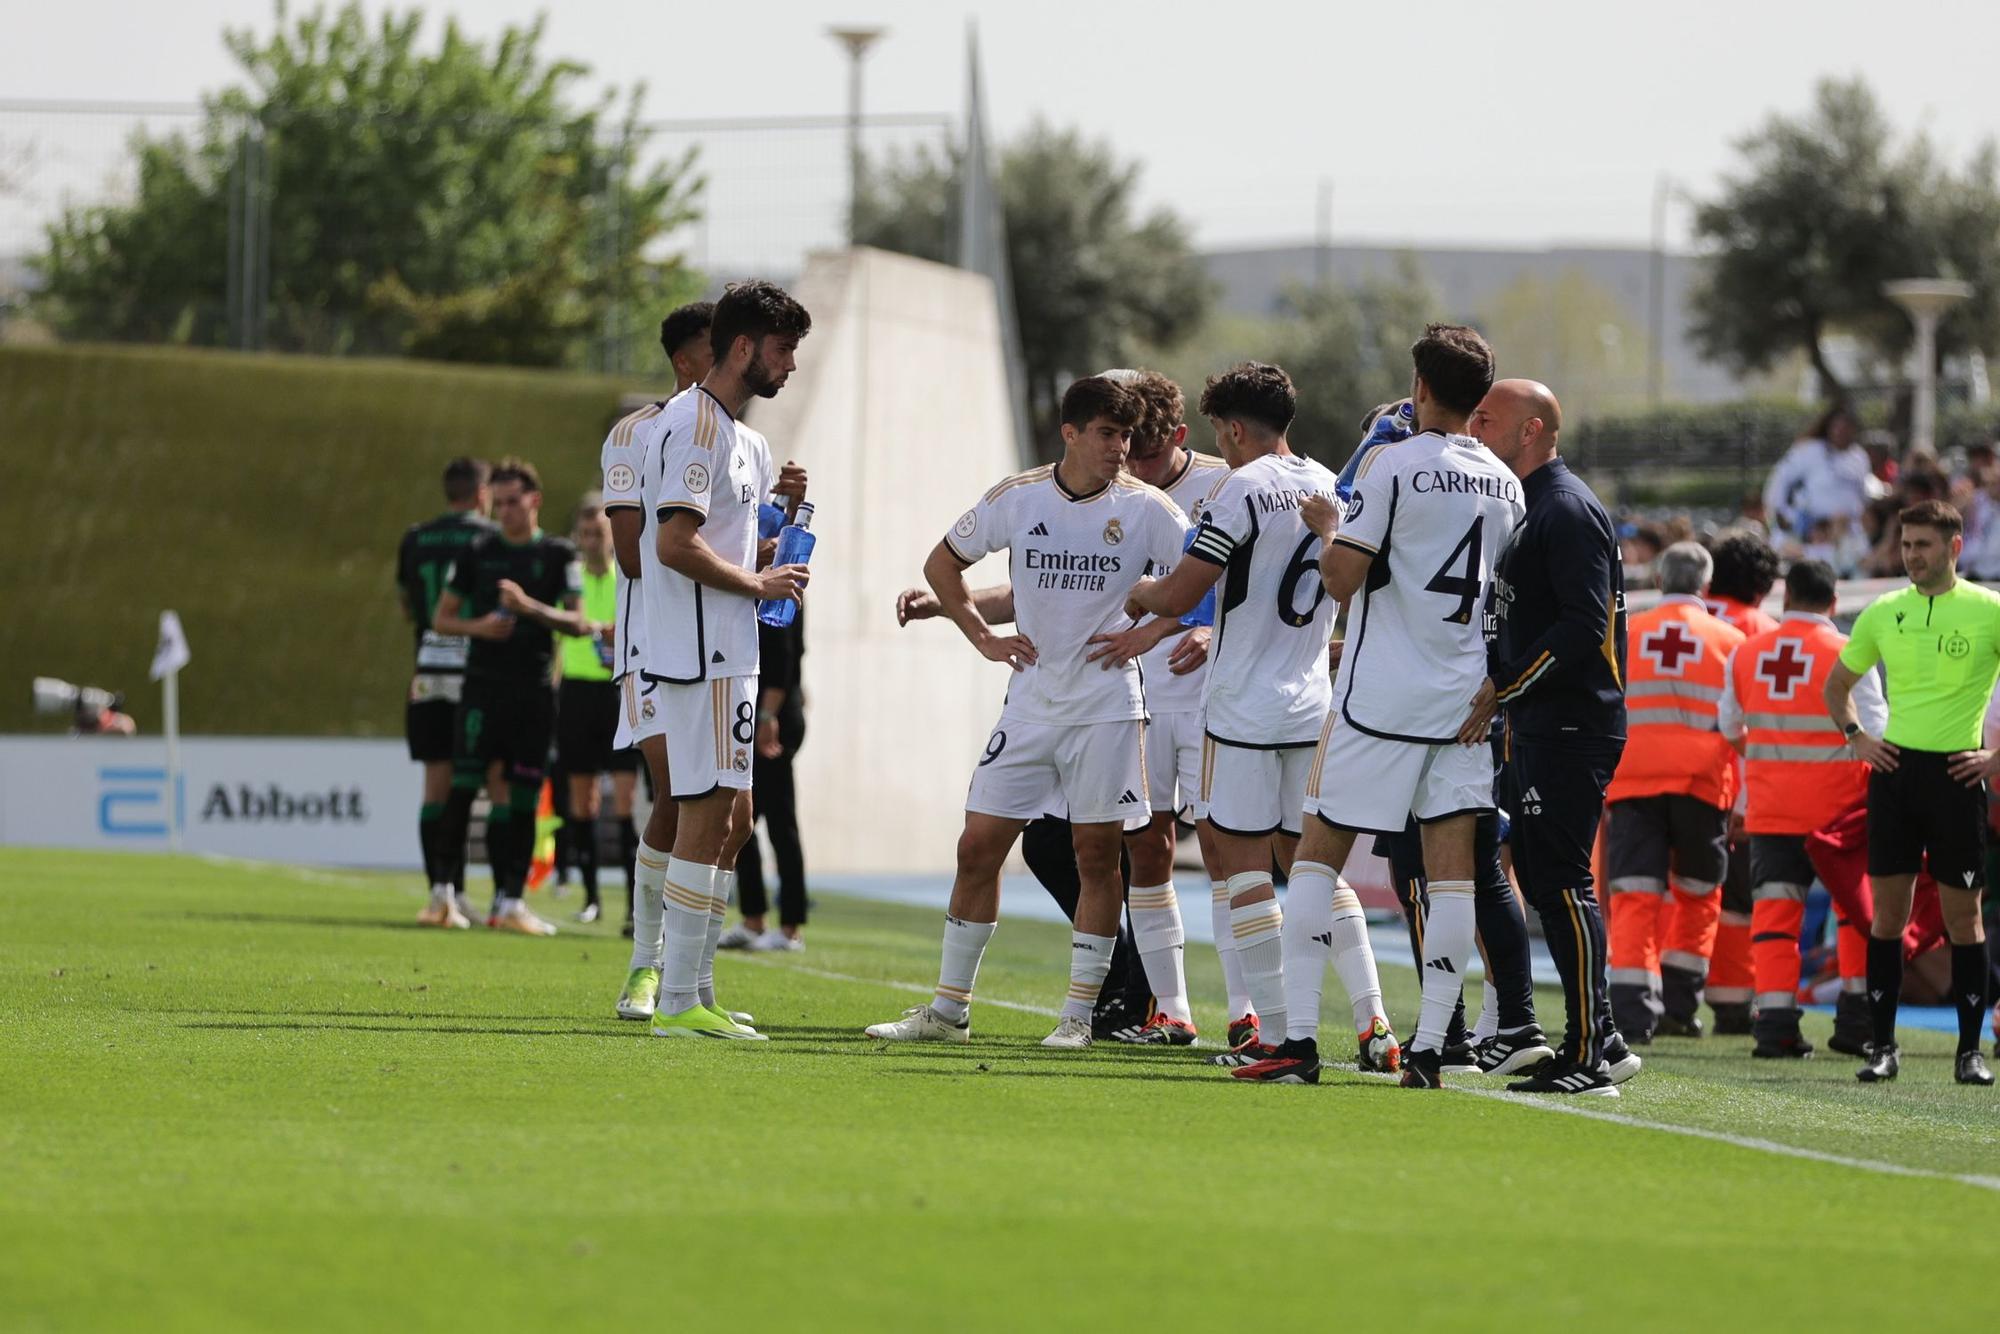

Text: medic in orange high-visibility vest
xmin=1718 ymin=558 xmax=1885 ymax=1058
xmin=1695 ymin=531 xmax=1782 ymax=1032
xmin=1604 ymin=542 xmax=1746 ymax=1042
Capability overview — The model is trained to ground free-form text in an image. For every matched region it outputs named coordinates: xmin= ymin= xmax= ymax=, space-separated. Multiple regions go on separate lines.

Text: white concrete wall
xmin=744 ymin=248 xmax=1020 ymax=875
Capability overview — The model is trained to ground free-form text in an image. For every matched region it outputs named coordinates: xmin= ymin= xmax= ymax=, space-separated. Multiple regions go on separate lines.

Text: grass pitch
xmin=5 ymin=848 xmax=1998 ymax=1333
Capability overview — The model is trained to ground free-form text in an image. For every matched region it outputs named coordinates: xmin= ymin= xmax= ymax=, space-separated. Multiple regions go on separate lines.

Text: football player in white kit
xmin=1128 ymin=363 xmax=1400 ymax=1077
xmin=864 ymin=376 xmax=1190 ymax=1049
xmin=1274 ymin=325 xmax=1522 ymax=1087
xmin=643 ymin=281 xmax=812 ymax=1041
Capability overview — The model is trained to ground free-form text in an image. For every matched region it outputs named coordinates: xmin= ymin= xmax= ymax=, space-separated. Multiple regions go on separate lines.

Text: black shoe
xmin=1956 ymin=1051 xmax=1995 ymax=1087
xmin=620 ymin=918 xmax=635 ymax=940
xmin=1440 ymin=1039 xmax=1480 ymax=1074
xmin=1603 ymin=1033 xmax=1643 ymax=1085
xmin=1752 ymin=1034 xmax=1816 ymax=1060
xmin=1856 ymin=1042 xmax=1900 ymax=1083
xmin=1090 ymin=992 xmax=1148 ymax=1042
xmin=1231 ymin=1037 xmax=1320 ymax=1084
xmin=1399 ymin=1045 xmax=1444 ymax=1089
xmin=1828 ymin=993 xmax=1871 ymax=1056
xmin=1506 ymin=1055 xmax=1619 ymax=1097
xmin=1656 ymin=1012 xmax=1704 ymax=1039
xmin=1710 ymin=1002 xmax=1754 ymax=1036
xmin=1474 ymin=1027 xmax=1556 ymax=1076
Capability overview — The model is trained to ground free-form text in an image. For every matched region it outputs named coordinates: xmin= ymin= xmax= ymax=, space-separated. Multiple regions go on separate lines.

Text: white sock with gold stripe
xmin=932 ymin=915 xmax=995 ymax=1024
xmin=661 ymin=857 xmax=716 ymax=1014
xmin=698 ymin=869 xmax=736 ymax=1010
xmin=1228 ymin=875 xmax=1287 ymax=1044
xmin=1062 ymin=931 xmax=1118 ymax=1022
xmin=1129 ymin=882 xmax=1190 ymax=1023
xmin=1212 ymin=880 xmax=1254 ymax=1016
xmin=628 ymin=838 xmax=669 ymax=971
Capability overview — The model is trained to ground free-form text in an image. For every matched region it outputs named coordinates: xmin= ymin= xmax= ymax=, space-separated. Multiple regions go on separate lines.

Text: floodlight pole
xmin=1884 ymin=279 xmax=1974 ymax=457
xmin=828 ymin=26 xmax=887 ymax=245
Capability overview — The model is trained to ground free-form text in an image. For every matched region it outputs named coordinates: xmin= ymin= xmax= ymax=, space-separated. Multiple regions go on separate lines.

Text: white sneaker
xmin=1041 ymin=1016 xmax=1093 ymax=1049
xmin=716 ymin=923 xmax=759 ymax=951
xmin=573 ymin=902 xmax=601 ymax=925
xmin=751 ymin=929 xmax=803 ymax=953
xmin=865 ymin=1004 xmax=970 ymax=1043
xmin=493 ymin=904 xmax=558 ymax=937
xmin=417 ymin=886 xmax=471 ymax=929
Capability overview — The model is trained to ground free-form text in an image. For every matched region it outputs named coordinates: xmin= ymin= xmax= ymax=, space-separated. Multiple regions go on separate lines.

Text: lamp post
xmin=827 ymin=26 xmax=886 ymax=245
xmin=1884 ymin=280 xmax=1973 ymax=457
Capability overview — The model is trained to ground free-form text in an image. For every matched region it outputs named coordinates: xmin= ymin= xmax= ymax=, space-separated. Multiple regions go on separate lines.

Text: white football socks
xmin=1228 ymin=874 xmax=1286 ymax=1045
xmin=660 ymin=856 xmax=716 ymax=1014
xmin=1212 ymin=879 xmax=1254 ymax=1017
xmin=1473 ymin=978 xmax=1500 ymax=1043
xmin=698 ymin=868 xmax=736 ymax=1010
xmin=1129 ymin=882 xmax=1191 ymax=1024
xmin=629 ymin=838 xmax=669 ymax=971
xmin=1414 ymin=881 xmax=1477 ymax=1053
xmin=1327 ymin=874 xmax=1385 ymax=1035
xmin=931 ymin=916 xmax=995 ymax=1024
xmin=1063 ymin=931 xmax=1117 ymax=1022
xmin=1280 ymin=863 xmax=1334 ymax=1043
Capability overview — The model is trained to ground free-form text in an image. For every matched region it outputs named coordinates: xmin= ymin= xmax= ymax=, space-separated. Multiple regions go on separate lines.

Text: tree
xmin=856 ymin=121 xmax=1211 ymax=451
xmin=34 ymin=3 xmax=702 ymax=368
xmin=1690 ymin=76 xmax=1998 ymax=395
xmin=1269 ymin=257 xmax=1437 ymax=464
xmin=1481 ymin=269 xmax=1650 ymax=423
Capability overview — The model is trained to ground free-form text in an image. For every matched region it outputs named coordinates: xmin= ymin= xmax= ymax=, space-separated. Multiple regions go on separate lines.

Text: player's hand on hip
xmin=1167 ymin=626 xmax=1210 ymax=674
xmin=976 ymin=629 xmax=1037 ymax=671
xmin=1457 ymin=677 xmax=1499 ymax=745
xmin=757 ymin=563 xmax=810 ymax=604
xmin=774 ymin=462 xmax=808 ymax=508
xmin=1853 ymin=734 xmax=1899 ymax=772
xmin=895 ymin=588 xmax=939 ymax=625
xmin=471 ymin=612 xmax=516 ymax=641
xmin=1300 ymin=494 xmax=1340 ymax=540
xmin=1947 ymin=748 xmax=1997 ymax=784
xmin=1086 ymin=625 xmax=1155 ymax=669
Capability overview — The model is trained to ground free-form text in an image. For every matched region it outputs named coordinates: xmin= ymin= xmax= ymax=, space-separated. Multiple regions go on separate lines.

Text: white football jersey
xmin=600 ymin=399 xmax=663 ymax=682
xmin=945 ymin=466 xmax=1188 ymax=727
xmin=1137 ymin=450 xmax=1230 ymax=716
xmin=1331 ymin=430 xmax=1525 ymax=743
xmin=640 ymin=386 xmax=774 ymax=683
xmin=1187 ymin=452 xmax=1343 ymax=745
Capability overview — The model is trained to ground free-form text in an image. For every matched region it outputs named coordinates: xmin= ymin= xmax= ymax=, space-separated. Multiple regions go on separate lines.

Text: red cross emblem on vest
xmin=1641 ymin=620 xmax=1702 ymax=675
xmin=1755 ymin=638 xmax=1814 ymax=700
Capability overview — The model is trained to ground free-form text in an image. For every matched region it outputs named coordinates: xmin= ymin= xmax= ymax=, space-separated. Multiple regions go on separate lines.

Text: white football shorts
xmin=1303 ymin=714 xmax=1496 ymax=835
xmin=965 ymin=718 xmax=1148 ymax=827
xmin=1196 ymin=736 xmax=1315 ymax=838
xmin=660 ymin=675 xmax=756 ymax=800
xmin=1145 ymin=710 xmax=1204 ymax=819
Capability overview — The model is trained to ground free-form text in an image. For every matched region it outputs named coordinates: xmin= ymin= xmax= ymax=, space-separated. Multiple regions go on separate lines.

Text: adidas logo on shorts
xmin=1119 ymin=789 xmax=1139 ymax=804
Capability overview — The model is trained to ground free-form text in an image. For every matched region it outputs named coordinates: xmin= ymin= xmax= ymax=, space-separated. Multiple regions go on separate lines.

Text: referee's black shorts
xmin=1866 ymin=747 xmax=1986 ymax=889
xmin=557 ymin=678 xmax=620 ymax=774
xmin=454 ymin=676 xmax=555 ymax=781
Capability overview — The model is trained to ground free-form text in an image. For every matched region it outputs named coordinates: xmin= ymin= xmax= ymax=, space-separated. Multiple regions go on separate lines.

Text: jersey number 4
xmin=1424 ymin=516 xmax=1485 ymax=625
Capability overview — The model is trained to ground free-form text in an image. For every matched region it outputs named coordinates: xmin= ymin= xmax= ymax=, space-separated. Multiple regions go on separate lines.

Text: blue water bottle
xmin=1336 ymin=398 xmax=1415 ymax=501
xmin=1179 ymin=524 xmax=1216 ymax=627
xmin=757 ymin=502 xmax=816 ymax=628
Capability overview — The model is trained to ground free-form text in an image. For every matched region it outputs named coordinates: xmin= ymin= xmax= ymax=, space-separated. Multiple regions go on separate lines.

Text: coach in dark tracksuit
xmin=1464 ymin=379 xmax=1637 ymax=1096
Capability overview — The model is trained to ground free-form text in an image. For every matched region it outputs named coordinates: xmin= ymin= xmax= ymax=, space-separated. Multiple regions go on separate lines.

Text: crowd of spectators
xmin=1618 ymin=402 xmax=2000 ymax=587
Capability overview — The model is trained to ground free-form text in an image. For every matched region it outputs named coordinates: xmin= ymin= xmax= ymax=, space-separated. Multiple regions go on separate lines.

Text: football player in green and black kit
xmin=431 ymin=458 xmax=602 ymax=935
xmin=398 ymin=457 xmax=494 ymax=927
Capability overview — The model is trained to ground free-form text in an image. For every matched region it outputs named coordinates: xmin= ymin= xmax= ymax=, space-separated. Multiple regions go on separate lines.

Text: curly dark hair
xmin=1127 ymin=371 xmax=1186 ymax=455
xmin=1198 ymin=362 xmax=1296 ymax=437
xmin=1060 ymin=376 xmax=1142 ymax=431
xmin=659 ymin=301 xmax=714 ymax=360
xmin=709 ymin=280 xmax=811 ymax=362
xmin=1410 ymin=323 xmax=1495 ymax=416
xmin=1707 ymin=529 xmax=1781 ymax=604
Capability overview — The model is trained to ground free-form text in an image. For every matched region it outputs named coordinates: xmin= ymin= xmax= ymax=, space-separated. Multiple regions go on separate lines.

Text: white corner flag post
xmin=150 ymin=611 xmax=193 ymax=852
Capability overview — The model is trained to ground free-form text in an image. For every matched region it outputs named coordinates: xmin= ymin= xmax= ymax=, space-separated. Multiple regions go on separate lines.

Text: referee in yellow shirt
xmin=1824 ymin=499 xmax=1999 ymax=1086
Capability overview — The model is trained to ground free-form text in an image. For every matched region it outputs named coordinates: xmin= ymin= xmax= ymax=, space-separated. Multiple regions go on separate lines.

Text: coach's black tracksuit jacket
xmin=1489 ymin=458 xmax=1629 ymax=740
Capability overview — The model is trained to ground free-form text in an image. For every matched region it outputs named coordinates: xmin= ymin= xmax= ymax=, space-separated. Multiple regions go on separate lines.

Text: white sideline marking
xmin=739 ymin=955 xmax=2000 ymax=1195
xmin=195 ymin=852 xmax=385 ymax=890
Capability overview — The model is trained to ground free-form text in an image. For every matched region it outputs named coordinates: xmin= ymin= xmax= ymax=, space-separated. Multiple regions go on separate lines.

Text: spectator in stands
xmin=1621 ymin=520 xmax=1668 ymax=588
xmin=1762 ymin=404 xmax=1875 ymax=543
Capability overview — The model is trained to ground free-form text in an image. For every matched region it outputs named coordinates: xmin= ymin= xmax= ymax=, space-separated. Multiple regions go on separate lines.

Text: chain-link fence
xmin=0 ymin=100 xmax=951 ymax=372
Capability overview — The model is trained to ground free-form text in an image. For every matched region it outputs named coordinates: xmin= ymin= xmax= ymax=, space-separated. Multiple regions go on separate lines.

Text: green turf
xmin=4 ymin=848 xmax=1997 ymax=1333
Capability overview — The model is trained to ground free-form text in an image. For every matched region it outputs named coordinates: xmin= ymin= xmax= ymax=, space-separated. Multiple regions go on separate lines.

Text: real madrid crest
xmin=1103 ymin=518 xmax=1124 ymax=546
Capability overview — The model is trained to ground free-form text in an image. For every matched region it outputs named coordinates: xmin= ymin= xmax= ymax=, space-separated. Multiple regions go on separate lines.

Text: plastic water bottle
xmin=756 ymin=502 xmax=816 ymax=628
xmin=757 ymin=501 xmax=787 ymax=541
xmin=1336 ymin=399 xmax=1415 ymax=501
xmin=1179 ymin=524 xmax=1216 ymax=627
